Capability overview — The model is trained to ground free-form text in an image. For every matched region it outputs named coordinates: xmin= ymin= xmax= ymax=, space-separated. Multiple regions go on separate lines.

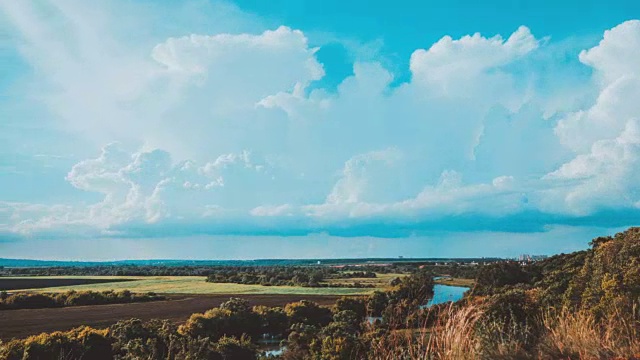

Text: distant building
xmin=518 ymin=254 xmax=548 ymax=262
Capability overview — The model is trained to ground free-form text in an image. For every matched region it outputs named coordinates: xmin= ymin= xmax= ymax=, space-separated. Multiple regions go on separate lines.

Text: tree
xmin=334 ymin=297 xmax=367 ymax=319
xmin=367 ymin=291 xmax=389 ymax=317
xmin=285 ymin=300 xmax=332 ymax=327
xmin=214 ymin=336 xmax=256 ymax=360
xmin=180 ymin=299 xmax=262 ymax=340
xmin=253 ymin=305 xmax=289 ymax=336
xmin=331 ymin=310 xmax=362 ymax=333
xmin=391 ymin=270 xmax=435 ymax=305
xmin=473 ymin=262 xmax=531 ymax=295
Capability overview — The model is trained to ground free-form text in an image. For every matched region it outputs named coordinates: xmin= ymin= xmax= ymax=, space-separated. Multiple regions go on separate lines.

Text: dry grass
xmin=8 ymin=276 xmax=377 ymax=295
xmin=368 ymin=303 xmax=640 ymax=360
xmin=369 ymin=304 xmax=484 ymax=360
xmin=539 ymin=307 xmax=640 ymax=359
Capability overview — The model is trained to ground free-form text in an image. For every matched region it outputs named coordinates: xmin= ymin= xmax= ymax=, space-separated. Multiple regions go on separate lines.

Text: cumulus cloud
xmin=410 ymin=26 xmax=538 ymax=101
xmin=579 ymin=20 xmax=640 ymax=84
xmin=546 ymin=20 xmax=640 ymax=215
xmin=1 ymin=1 xmax=640 ymax=241
xmin=2 ymin=143 xmax=279 ymax=235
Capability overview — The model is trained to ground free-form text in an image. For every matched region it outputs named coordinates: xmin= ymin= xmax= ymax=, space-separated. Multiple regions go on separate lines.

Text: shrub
xmin=284 ymin=300 xmax=332 ymax=327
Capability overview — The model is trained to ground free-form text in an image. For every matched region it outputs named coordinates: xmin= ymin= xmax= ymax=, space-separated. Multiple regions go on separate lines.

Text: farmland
xmin=2 ymin=275 xmax=384 ymax=295
xmin=0 ymin=277 xmax=134 ymax=291
xmin=0 ymin=293 xmax=344 ymax=340
xmin=0 ymin=273 xmax=405 ymax=340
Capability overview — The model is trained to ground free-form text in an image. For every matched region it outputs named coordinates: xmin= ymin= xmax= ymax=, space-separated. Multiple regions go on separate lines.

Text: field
xmin=324 ymin=272 xmax=407 ymax=288
xmin=433 ymin=277 xmax=475 ymax=287
xmin=2 ymin=276 xmax=385 ymax=295
xmin=0 ymin=294 xmax=345 ymax=340
xmin=0 ymin=277 xmax=134 ymax=291
xmin=0 ymin=274 xmax=402 ymax=340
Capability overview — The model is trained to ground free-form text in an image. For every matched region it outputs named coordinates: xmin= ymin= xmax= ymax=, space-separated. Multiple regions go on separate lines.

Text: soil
xmin=0 ymin=293 xmax=344 ymax=340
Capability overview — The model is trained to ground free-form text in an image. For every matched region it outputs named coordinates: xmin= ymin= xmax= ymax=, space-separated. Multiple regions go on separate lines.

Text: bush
xmin=179 ymin=298 xmax=262 ymax=341
xmin=0 ymin=290 xmax=164 ymax=310
xmin=284 ymin=300 xmax=332 ymax=327
xmin=0 ymin=326 xmax=112 ymax=360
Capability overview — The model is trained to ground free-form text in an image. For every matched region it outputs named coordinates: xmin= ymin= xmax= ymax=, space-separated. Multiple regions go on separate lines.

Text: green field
xmin=8 ymin=276 xmax=383 ymax=295
xmin=324 ymin=272 xmax=406 ymax=288
xmin=433 ymin=277 xmax=475 ymax=287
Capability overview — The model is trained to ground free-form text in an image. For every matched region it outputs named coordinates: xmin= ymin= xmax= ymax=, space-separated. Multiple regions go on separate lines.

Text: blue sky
xmin=0 ymin=0 xmax=639 ymax=260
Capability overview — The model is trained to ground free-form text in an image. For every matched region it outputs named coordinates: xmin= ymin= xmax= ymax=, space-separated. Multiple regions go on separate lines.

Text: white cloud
xmin=410 ymin=25 xmax=538 ymax=100
xmin=545 ymin=20 xmax=640 ymax=215
xmin=543 ymin=120 xmax=640 ymax=215
xmin=579 ymin=20 xmax=640 ymax=84
xmin=326 ymin=148 xmax=402 ymax=205
xmin=2 ymin=1 xmax=640 ymax=240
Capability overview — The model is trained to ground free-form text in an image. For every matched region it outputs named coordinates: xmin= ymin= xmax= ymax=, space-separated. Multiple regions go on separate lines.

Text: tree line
xmin=205 ymin=267 xmax=377 ymax=288
xmin=0 ymin=263 xmax=474 ymax=278
xmin=0 ymin=290 xmax=164 ymax=310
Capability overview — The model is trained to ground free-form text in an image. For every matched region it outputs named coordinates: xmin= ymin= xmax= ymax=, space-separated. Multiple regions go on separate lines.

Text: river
xmin=423 ymin=283 xmax=469 ymax=307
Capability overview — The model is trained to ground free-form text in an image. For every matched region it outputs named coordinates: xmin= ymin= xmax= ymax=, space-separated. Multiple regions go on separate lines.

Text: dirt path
xmin=0 ymin=294 xmax=343 ymax=340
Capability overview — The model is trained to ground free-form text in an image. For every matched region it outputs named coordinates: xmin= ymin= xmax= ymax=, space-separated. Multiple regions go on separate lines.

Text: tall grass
xmin=368 ymin=303 xmax=483 ymax=360
xmin=368 ymin=303 xmax=640 ymax=360
xmin=539 ymin=306 xmax=640 ymax=359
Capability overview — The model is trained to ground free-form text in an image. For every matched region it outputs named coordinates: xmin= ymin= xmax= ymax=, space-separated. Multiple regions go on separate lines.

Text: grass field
xmin=433 ymin=277 xmax=475 ymax=287
xmin=324 ymin=273 xmax=407 ymax=288
xmin=4 ymin=276 xmax=395 ymax=295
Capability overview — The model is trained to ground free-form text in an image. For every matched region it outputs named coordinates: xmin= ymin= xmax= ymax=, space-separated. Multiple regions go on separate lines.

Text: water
xmin=422 ymin=284 xmax=469 ymax=308
xmin=258 ymin=338 xmax=285 ymax=357
xmin=366 ymin=284 xmax=470 ymax=324
xmin=263 ymin=347 xmax=285 ymax=357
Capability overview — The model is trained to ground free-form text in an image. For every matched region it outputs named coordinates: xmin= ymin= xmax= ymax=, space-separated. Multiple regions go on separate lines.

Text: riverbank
xmin=433 ymin=277 xmax=475 ymax=287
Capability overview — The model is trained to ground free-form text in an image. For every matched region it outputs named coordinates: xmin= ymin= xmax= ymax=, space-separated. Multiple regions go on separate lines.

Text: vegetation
xmin=7 ymin=276 xmax=378 ymax=296
xmin=0 ymin=269 xmax=434 ymax=359
xmin=0 ymin=290 xmax=164 ymax=310
xmin=432 ymin=277 xmax=475 ymax=287
xmin=471 ymin=227 xmax=640 ymax=318
xmin=205 ymin=267 xmax=377 ymax=288
xmin=1 ymin=264 xmax=410 ymax=277
xmin=2 ymin=228 xmax=639 ymax=359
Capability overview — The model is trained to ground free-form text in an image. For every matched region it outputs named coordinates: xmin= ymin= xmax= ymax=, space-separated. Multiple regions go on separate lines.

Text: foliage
xmin=206 ymin=266 xmax=376 ymax=288
xmin=179 ymin=298 xmax=262 ymax=341
xmin=366 ymin=291 xmax=389 ymax=317
xmin=253 ymin=305 xmax=289 ymax=336
xmin=471 ymin=261 xmax=533 ymax=295
xmin=334 ymin=296 xmax=367 ymax=319
xmin=284 ymin=300 xmax=333 ymax=327
xmin=0 ymin=290 xmax=163 ymax=310
xmin=0 ymin=327 xmax=112 ymax=360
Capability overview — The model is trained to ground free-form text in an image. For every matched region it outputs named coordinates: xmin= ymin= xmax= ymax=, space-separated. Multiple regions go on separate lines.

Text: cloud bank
xmin=1 ymin=1 xmax=640 ymax=252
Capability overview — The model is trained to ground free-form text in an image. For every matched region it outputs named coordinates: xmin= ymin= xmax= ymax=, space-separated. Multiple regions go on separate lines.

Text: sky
xmin=1 ymin=0 xmax=640 ymax=260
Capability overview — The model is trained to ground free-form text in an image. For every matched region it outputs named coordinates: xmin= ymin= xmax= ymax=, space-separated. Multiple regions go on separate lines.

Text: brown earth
xmin=0 ymin=278 xmax=133 ymax=291
xmin=0 ymin=294 xmax=343 ymax=341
